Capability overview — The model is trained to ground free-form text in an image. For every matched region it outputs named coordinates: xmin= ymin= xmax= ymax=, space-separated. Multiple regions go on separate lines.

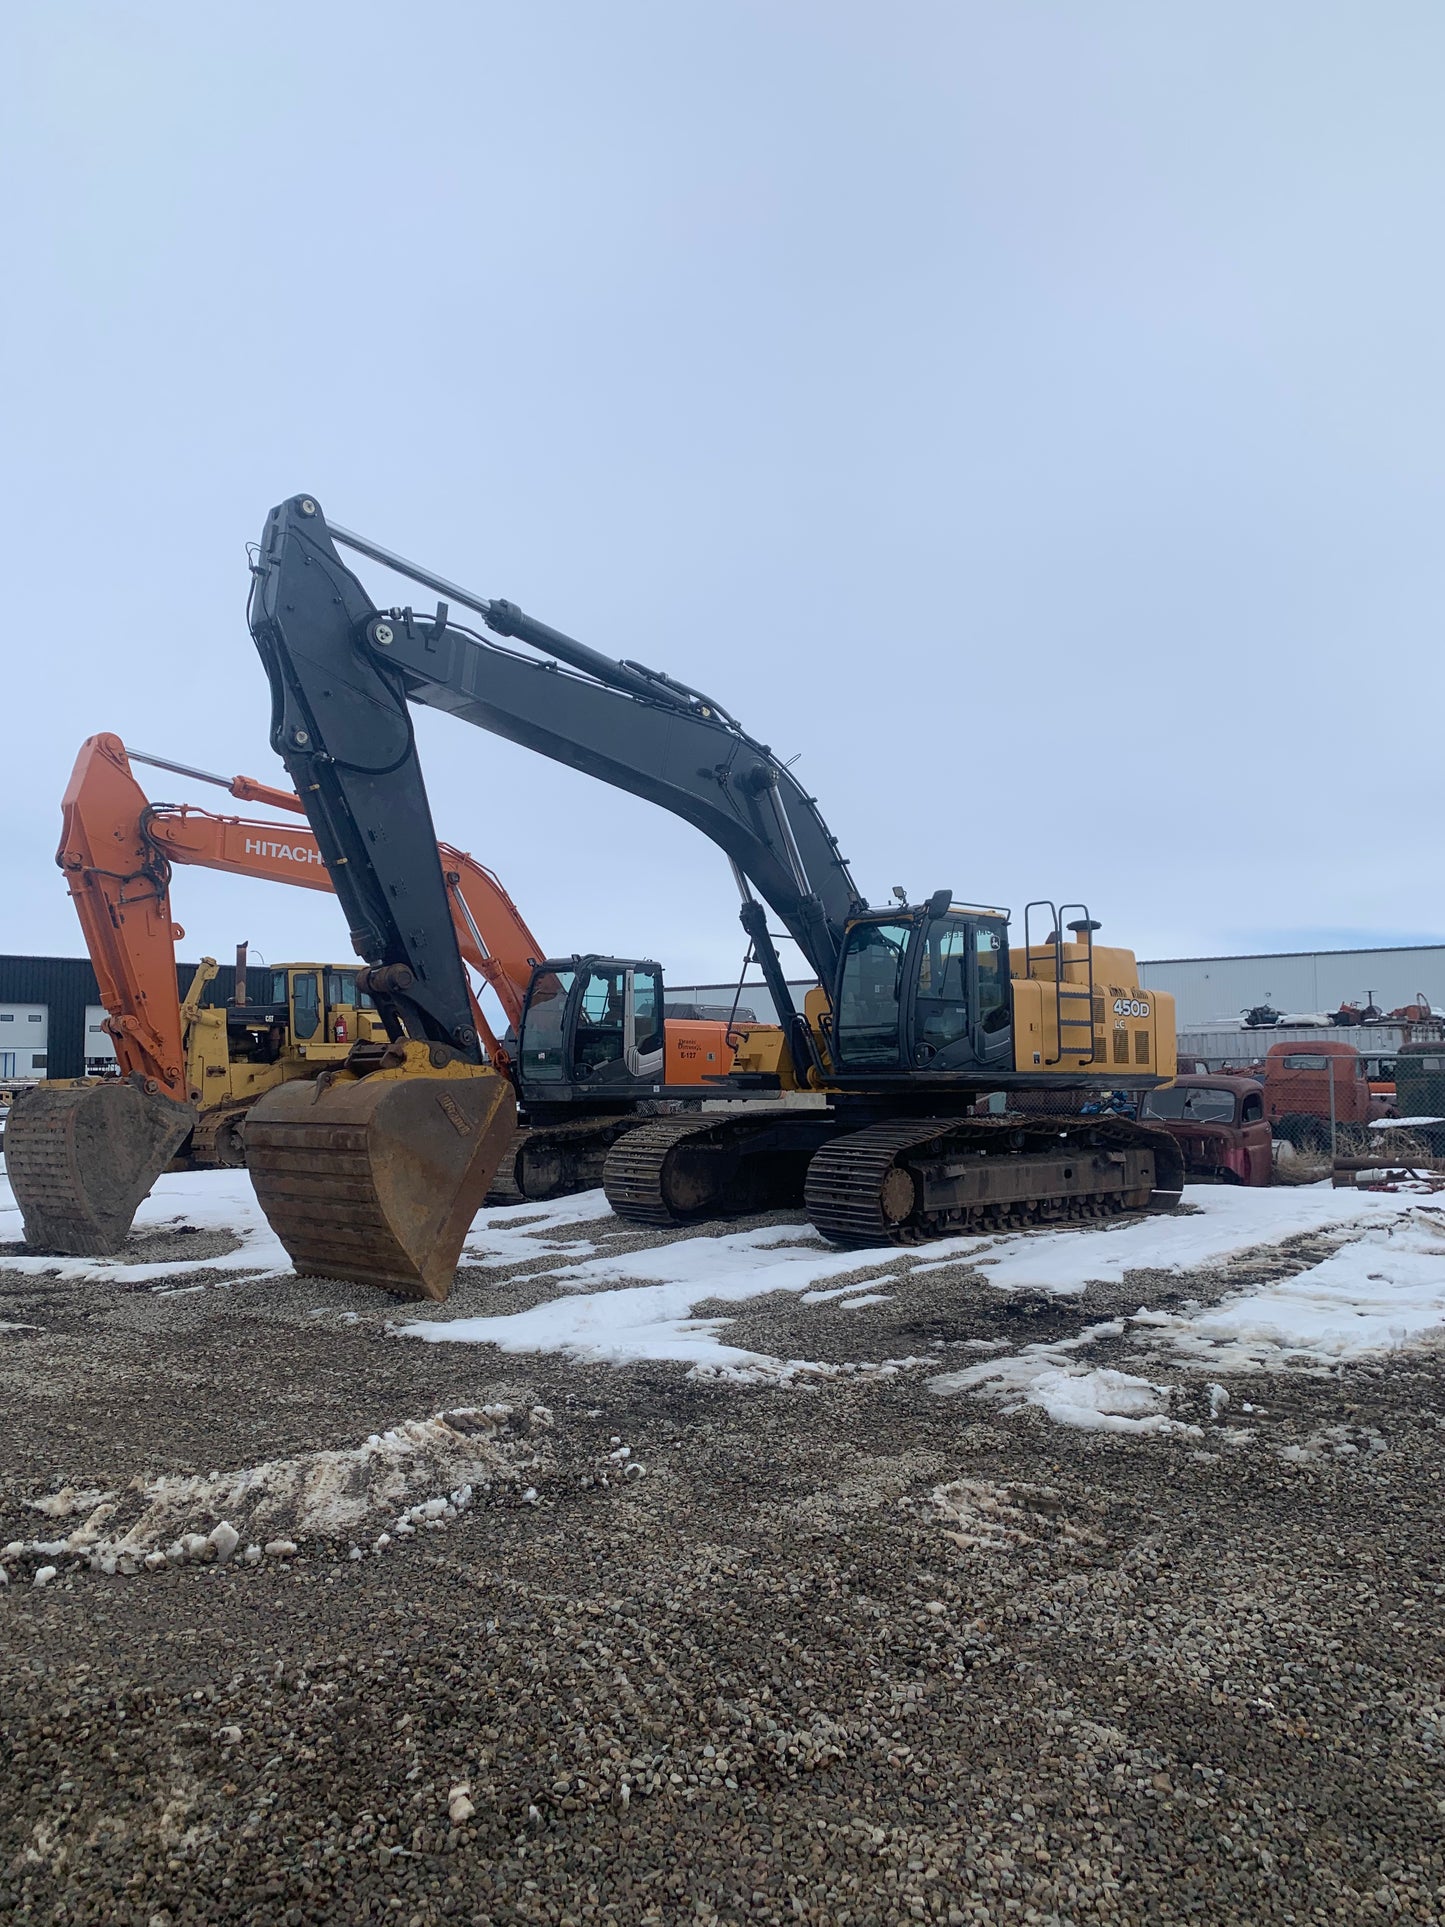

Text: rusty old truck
xmin=1138 ymin=1074 xmax=1272 ymax=1185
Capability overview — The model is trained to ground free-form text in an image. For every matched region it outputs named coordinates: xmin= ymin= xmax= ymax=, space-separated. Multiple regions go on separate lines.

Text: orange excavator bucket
xmin=242 ymin=1044 xmax=516 ymax=1301
xmin=5 ymin=1078 xmax=197 ymax=1255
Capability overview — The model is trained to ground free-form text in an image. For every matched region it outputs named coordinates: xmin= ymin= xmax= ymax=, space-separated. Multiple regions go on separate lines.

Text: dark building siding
xmin=0 ymin=956 xmax=241 ymax=1080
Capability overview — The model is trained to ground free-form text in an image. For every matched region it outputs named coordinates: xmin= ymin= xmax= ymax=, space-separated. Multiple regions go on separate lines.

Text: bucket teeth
xmin=243 ymin=1068 xmax=516 ymax=1300
xmin=5 ymin=1079 xmax=197 ymax=1255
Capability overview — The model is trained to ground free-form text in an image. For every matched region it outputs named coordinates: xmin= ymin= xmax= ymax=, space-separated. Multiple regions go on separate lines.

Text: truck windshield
xmin=1143 ymin=1087 xmax=1236 ymax=1123
xmin=520 ymin=970 xmax=575 ymax=1083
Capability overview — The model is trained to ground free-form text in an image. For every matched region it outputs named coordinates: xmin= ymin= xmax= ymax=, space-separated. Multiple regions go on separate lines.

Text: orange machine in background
xmin=6 ymin=734 xmax=742 ymax=1260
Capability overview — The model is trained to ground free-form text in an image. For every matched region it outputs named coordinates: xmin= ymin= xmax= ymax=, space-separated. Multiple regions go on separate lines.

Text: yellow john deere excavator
xmin=241 ymin=494 xmax=1183 ymax=1299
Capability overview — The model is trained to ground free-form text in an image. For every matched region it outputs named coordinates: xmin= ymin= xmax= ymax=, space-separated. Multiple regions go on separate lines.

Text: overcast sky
xmin=4 ymin=3 xmax=1443 ymax=993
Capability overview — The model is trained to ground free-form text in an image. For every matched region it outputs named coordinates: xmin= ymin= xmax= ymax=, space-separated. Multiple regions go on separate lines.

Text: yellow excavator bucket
xmin=5 ymin=1079 xmax=197 ymax=1255
xmin=242 ymin=1045 xmax=516 ymax=1301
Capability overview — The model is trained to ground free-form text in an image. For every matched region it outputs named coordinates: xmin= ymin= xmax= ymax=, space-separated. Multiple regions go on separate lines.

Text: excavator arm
xmin=6 ymin=733 xmax=544 ymax=1259
xmin=58 ymin=732 xmax=543 ymax=1071
xmin=249 ymin=496 xmax=867 ymax=1072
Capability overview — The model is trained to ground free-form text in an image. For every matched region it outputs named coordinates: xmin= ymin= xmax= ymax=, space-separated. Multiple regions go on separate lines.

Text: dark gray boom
xmin=248 ymin=494 xmax=865 ymax=1062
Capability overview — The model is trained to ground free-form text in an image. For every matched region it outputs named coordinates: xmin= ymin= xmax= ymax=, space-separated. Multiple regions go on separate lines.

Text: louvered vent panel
xmin=1113 ymin=1030 xmax=1129 ymax=1065
xmin=1134 ymin=1030 xmax=1150 ymax=1064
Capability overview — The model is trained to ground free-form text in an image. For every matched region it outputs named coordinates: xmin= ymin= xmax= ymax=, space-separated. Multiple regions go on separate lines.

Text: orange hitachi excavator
xmin=5 ymin=734 xmax=742 ymax=1263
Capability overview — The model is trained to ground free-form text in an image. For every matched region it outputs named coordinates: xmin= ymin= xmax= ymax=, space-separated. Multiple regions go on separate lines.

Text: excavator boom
xmin=250 ymin=497 xmax=863 ymax=1070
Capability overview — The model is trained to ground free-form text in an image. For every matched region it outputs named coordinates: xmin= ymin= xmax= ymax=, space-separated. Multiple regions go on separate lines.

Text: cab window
xmin=520 ymin=970 xmax=575 ymax=1082
xmin=836 ymin=921 xmax=910 ymax=1067
xmin=326 ymin=969 xmax=357 ymax=1007
xmin=1143 ymin=1086 xmax=1236 ymax=1123
xmin=291 ymin=971 xmax=319 ymax=1040
xmin=575 ymin=968 xmax=627 ymax=1074
xmin=915 ymin=917 xmax=970 ymax=1054
xmin=632 ymin=968 xmax=663 ymax=1056
xmin=975 ymin=924 xmax=1008 ymax=1031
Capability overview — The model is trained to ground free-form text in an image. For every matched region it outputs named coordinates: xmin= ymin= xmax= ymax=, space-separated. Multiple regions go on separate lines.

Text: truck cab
xmin=1391 ymin=1043 xmax=1445 ymax=1127
xmin=1262 ymin=1038 xmax=1388 ymax=1148
xmin=1139 ymin=1075 xmax=1271 ymax=1185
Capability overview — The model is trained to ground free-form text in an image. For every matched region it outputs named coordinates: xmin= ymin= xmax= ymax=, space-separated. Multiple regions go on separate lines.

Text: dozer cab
xmin=175 ymin=952 xmax=385 ymax=1165
xmin=238 ymin=494 xmax=1184 ymax=1300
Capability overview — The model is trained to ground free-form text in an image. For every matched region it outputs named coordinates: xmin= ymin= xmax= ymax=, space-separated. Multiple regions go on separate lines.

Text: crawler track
xmin=605 ymin=1109 xmax=1185 ymax=1245
xmin=487 ymin=1116 xmax=669 ymax=1208
xmin=603 ymin=1117 xmax=742 ymax=1226
xmin=513 ymin=1114 xmax=644 ymax=1202
xmin=603 ymin=1112 xmax=831 ymax=1226
xmin=805 ymin=1115 xmax=1185 ymax=1248
xmin=484 ymin=1126 xmax=529 ymax=1205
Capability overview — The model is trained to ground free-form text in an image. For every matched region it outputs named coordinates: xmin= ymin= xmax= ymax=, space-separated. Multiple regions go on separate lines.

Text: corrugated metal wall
xmin=1140 ymin=947 xmax=1445 ymax=1029
xmin=0 ymin=956 xmax=243 ymax=1080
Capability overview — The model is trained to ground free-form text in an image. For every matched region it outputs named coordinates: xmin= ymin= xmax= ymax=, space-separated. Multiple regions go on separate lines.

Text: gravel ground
xmin=1 ymin=1198 xmax=1443 ymax=1925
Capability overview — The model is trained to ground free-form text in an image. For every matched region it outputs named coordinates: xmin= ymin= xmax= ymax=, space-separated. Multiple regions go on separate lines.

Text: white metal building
xmin=83 ymin=1004 xmax=117 ymax=1073
xmin=0 ymin=1003 xmax=49 ymax=1081
xmin=1139 ymin=946 xmax=1445 ymax=1030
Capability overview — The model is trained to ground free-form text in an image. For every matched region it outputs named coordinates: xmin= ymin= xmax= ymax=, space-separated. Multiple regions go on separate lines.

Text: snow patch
xmin=0 ymin=1406 xmax=552 ymax=1578
xmin=397 ymin=1220 xmax=952 ymax=1377
xmin=1133 ymin=1214 xmax=1445 ymax=1372
xmin=931 ymin=1322 xmax=1199 ymax=1437
xmin=0 ymin=1167 xmax=291 ymax=1287
xmin=459 ymin=1190 xmax=611 ymax=1268
xmin=971 ymin=1185 xmax=1425 ymax=1295
xmin=932 ymin=1478 xmax=1104 ymax=1554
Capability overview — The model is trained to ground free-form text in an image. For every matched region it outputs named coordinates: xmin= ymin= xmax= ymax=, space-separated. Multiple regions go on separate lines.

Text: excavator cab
xmin=830 ymin=900 xmax=1014 ymax=1078
xmin=517 ymin=957 xmax=666 ymax=1104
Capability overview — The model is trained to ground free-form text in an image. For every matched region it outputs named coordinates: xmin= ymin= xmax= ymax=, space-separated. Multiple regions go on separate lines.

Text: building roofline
xmin=1141 ymin=943 xmax=1445 ymax=967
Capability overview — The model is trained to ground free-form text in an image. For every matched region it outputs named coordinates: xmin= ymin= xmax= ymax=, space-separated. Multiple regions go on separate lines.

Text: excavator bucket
xmin=243 ymin=1065 xmax=516 ymax=1301
xmin=5 ymin=1078 xmax=197 ymax=1255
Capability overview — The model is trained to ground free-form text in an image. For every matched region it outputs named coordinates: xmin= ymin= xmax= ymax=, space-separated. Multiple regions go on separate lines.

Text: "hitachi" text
xmin=244 ymin=838 xmax=324 ymax=864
